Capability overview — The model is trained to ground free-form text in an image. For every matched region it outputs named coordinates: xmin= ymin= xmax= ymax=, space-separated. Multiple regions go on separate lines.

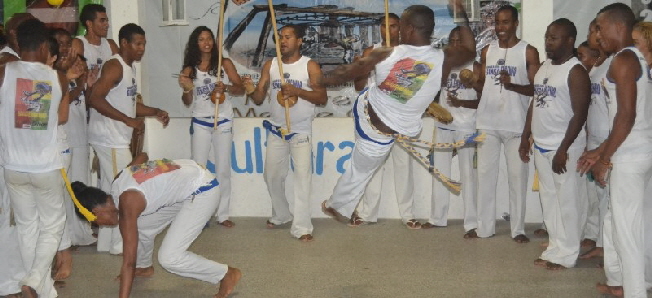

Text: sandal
xmin=406 ymin=219 xmax=422 ymax=230
xmin=463 ymin=229 xmax=479 ymax=239
xmin=348 ymin=214 xmax=366 ymax=227
xmin=218 ymin=220 xmax=235 ymax=228
xmin=421 ymin=222 xmax=445 ymax=229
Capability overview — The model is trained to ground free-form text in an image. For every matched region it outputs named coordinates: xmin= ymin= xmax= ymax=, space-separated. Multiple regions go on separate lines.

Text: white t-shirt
xmin=111 ymin=159 xmax=214 ymax=216
xmin=268 ymin=56 xmax=315 ymax=135
xmin=367 ymin=44 xmax=444 ymax=137
xmin=0 ymin=47 xmax=19 ymax=166
xmin=88 ymin=54 xmax=137 ymax=148
xmin=603 ymin=47 xmax=652 ymax=162
xmin=532 ymin=58 xmax=586 ymax=151
xmin=437 ymin=62 xmax=477 ymax=132
xmin=586 ymin=56 xmax=612 ymax=150
xmin=0 ymin=61 xmax=63 ymax=173
xmin=65 ymin=37 xmax=114 ymax=148
xmin=191 ymin=67 xmax=233 ymax=119
xmin=476 ymin=40 xmax=532 ymax=133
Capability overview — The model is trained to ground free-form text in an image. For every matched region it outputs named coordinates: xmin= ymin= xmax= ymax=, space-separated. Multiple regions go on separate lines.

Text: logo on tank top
xmin=14 ymin=79 xmax=53 ymax=130
xmin=378 ymin=58 xmax=433 ymax=104
xmin=446 ymin=73 xmax=469 ymax=97
xmin=271 ymin=77 xmax=303 ymax=89
xmin=127 ymin=78 xmax=137 ymax=97
xmin=196 ymin=82 xmax=216 ymax=98
xmin=129 ymin=159 xmax=181 ymax=184
xmin=486 ymin=59 xmax=517 ymax=86
xmin=601 ymin=78 xmax=612 ymax=105
xmin=590 ymin=83 xmax=601 ymax=105
xmin=534 ymin=78 xmax=557 ymax=108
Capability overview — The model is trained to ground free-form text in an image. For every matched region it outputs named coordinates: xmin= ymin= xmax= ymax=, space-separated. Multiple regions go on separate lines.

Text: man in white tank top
xmin=321 ymin=3 xmax=476 ymax=222
xmin=245 ymin=25 xmax=327 ymax=242
xmin=88 ymin=24 xmax=169 ymax=255
xmin=578 ymin=20 xmax=611 ymax=262
xmin=0 ymin=19 xmax=71 ymax=298
xmin=474 ymin=5 xmax=540 ymax=243
xmin=348 ymin=13 xmax=422 ymax=229
xmin=426 ymin=27 xmax=480 ymax=237
xmin=520 ymin=19 xmax=590 ymax=270
xmin=577 ymin=4 xmax=652 ymax=297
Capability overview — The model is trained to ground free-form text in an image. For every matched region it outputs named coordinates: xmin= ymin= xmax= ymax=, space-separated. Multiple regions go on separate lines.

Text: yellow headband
xmin=60 ymin=169 xmax=98 ymax=222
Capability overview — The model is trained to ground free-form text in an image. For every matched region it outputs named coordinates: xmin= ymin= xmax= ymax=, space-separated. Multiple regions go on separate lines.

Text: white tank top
xmin=532 ymin=58 xmax=586 ymax=151
xmin=586 ymin=56 xmax=612 ymax=150
xmin=0 ymin=46 xmax=19 ymax=59
xmin=88 ymin=54 xmax=137 ymax=148
xmin=476 ymin=40 xmax=531 ymax=133
xmin=269 ymin=56 xmax=315 ymax=135
xmin=0 ymin=61 xmax=63 ymax=173
xmin=603 ymin=47 xmax=652 ymax=162
xmin=368 ymin=44 xmax=444 ymax=137
xmin=191 ymin=67 xmax=233 ymax=119
xmin=437 ymin=62 xmax=477 ymax=132
xmin=111 ymin=159 xmax=214 ymax=216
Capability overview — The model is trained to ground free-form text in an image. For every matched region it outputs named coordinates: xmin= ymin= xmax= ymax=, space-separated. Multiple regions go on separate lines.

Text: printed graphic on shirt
xmin=127 ymin=77 xmax=137 ymax=103
xmin=486 ymin=59 xmax=517 ymax=86
xmin=601 ymin=78 xmax=611 ymax=106
xmin=14 ymin=78 xmax=53 ymax=130
xmin=272 ymin=73 xmax=303 ymax=89
xmin=590 ymin=82 xmax=601 ymax=105
xmin=196 ymin=77 xmax=216 ymax=99
xmin=446 ymin=73 xmax=470 ymax=97
xmin=534 ymin=78 xmax=557 ymax=108
xmin=378 ymin=58 xmax=433 ymax=103
xmin=129 ymin=159 xmax=180 ymax=184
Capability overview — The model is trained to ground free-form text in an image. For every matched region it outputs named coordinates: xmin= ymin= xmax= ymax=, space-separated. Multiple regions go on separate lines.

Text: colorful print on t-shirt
xmin=14 ymin=78 xmax=53 ymax=130
xmin=378 ymin=58 xmax=433 ymax=103
xmin=130 ymin=159 xmax=180 ymax=184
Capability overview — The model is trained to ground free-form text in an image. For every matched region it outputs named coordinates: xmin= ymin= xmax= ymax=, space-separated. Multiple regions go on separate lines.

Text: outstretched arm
xmin=320 ymin=47 xmax=393 ymax=87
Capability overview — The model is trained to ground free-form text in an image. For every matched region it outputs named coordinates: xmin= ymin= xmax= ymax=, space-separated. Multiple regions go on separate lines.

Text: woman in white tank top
xmin=177 ymin=26 xmax=245 ymax=227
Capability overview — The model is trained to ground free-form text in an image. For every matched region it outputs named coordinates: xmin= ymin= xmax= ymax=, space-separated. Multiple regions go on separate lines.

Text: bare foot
xmin=21 ymin=285 xmax=37 ymax=298
xmin=218 ymin=220 xmax=235 ymax=228
xmin=347 ymin=214 xmax=367 ymax=227
xmin=53 ymin=249 xmax=73 ymax=280
xmin=321 ymin=201 xmax=349 ymax=224
xmin=534 ymin=258 xmax=548 ymax=268
xmin=298 ymin=234 xmax=314 ymax=242
xmin=421 ymin=222 xmax=446 ymax=229
xmin=135 ymin=266 xmax=154 ymax=277
xmin=579 ymin=247 xmax=604 ymax=259
xmin=546 ymin=262 xmax=566 ymax=270
xmin=463 ymin=229 xmax=479 ymax=239
xmin=596 ymin=283 xmax=624 ymax=297
xmin=533 ymin=228 xmax=548 ymax=237
xmin=580 ymin=238 xmax=596 ymax=248
xmin=513 ymin=234 xmax=530 ymax=243
xmin=540 ymin=241 xmax=549 ymax=248
xmin=215 ymin=267 xmax=242 ymax=298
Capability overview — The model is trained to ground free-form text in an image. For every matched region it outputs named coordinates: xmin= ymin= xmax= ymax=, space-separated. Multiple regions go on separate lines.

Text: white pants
xmin=534 ymin=148 xmax=587 ymax=268
xmin=356 ymin=144 xmax=416 ymax=223
xmin=69 ymin=145 xmax=90 ymax=184
xmin=191 ymin=117 xmax=233 ymax=222
xmin=58 ymin=149 xmax=96 ymax=249
xmin=603 ymin=156 xmax=652 ymax=297
xmin=584 ymin=177 xmax=609 ymax=246
xmin=430 ymin=128 xmax=478 ymax=231
xmin=5 ymin=169 xmax=64 ymax=298
xmin=92 ymin=144 xmax=131 ymax=254
xmin=476 ymin=129 xmax=528 ymax=238
xmin=327 ymin=98 xmax=395 ymax=218
xmin=264 ymin=132 xmax=313 ymax=238
xmin=136 ymin=185 xmax=228 ymax=283
xmin=0 ymin=165 xmax=25 ymax=296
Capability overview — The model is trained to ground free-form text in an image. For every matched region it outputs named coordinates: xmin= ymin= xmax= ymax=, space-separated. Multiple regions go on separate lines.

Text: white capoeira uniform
xmin=355 ymin=43 xmax=417 ymax=224
xmin=429 ymin=62 xmax=478 ymax=231
xmin=88 ymin=54 xmax=138 ymax=254
xmin=583 ymin=56 xmax=612 ymax=247
xmin=189 ymin=67 xmax=233 ymax=223
xmin=601 ymin=47 xmax=652 ymax=297
xmin=475 ymin=40 xmax=531 ymax=238
xmin=531 ymin=58 xmax=588 ymax=268
xmin=0 ymin=61 xmax=64 ymax=298
xmin=264 ymin=56 xmax=315 ymax=238
xmin=111 ymin=159 xmax=228 ymax=282
xmin=326 ymin=44 xmax=444 ymax=218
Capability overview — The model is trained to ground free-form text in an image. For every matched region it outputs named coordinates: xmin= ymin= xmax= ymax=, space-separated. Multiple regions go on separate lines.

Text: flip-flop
xmin=406 ymin=219 xmax=422 ymax=229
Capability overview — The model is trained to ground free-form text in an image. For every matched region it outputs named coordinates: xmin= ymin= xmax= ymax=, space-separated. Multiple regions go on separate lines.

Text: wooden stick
xmin=384 ymin=0 xmax=390 ymax=47
xmin=214 ymin=0 xmax=226 ymax=130
xmin=268 ymin=0 xmax=291 ymax=133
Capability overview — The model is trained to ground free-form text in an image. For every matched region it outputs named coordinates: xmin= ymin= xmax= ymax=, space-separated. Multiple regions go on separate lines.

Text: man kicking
xmin=321 ymin=2 xmax=476 ymax=220
xmin=71 ymin=155 xmax=240 ymax=298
